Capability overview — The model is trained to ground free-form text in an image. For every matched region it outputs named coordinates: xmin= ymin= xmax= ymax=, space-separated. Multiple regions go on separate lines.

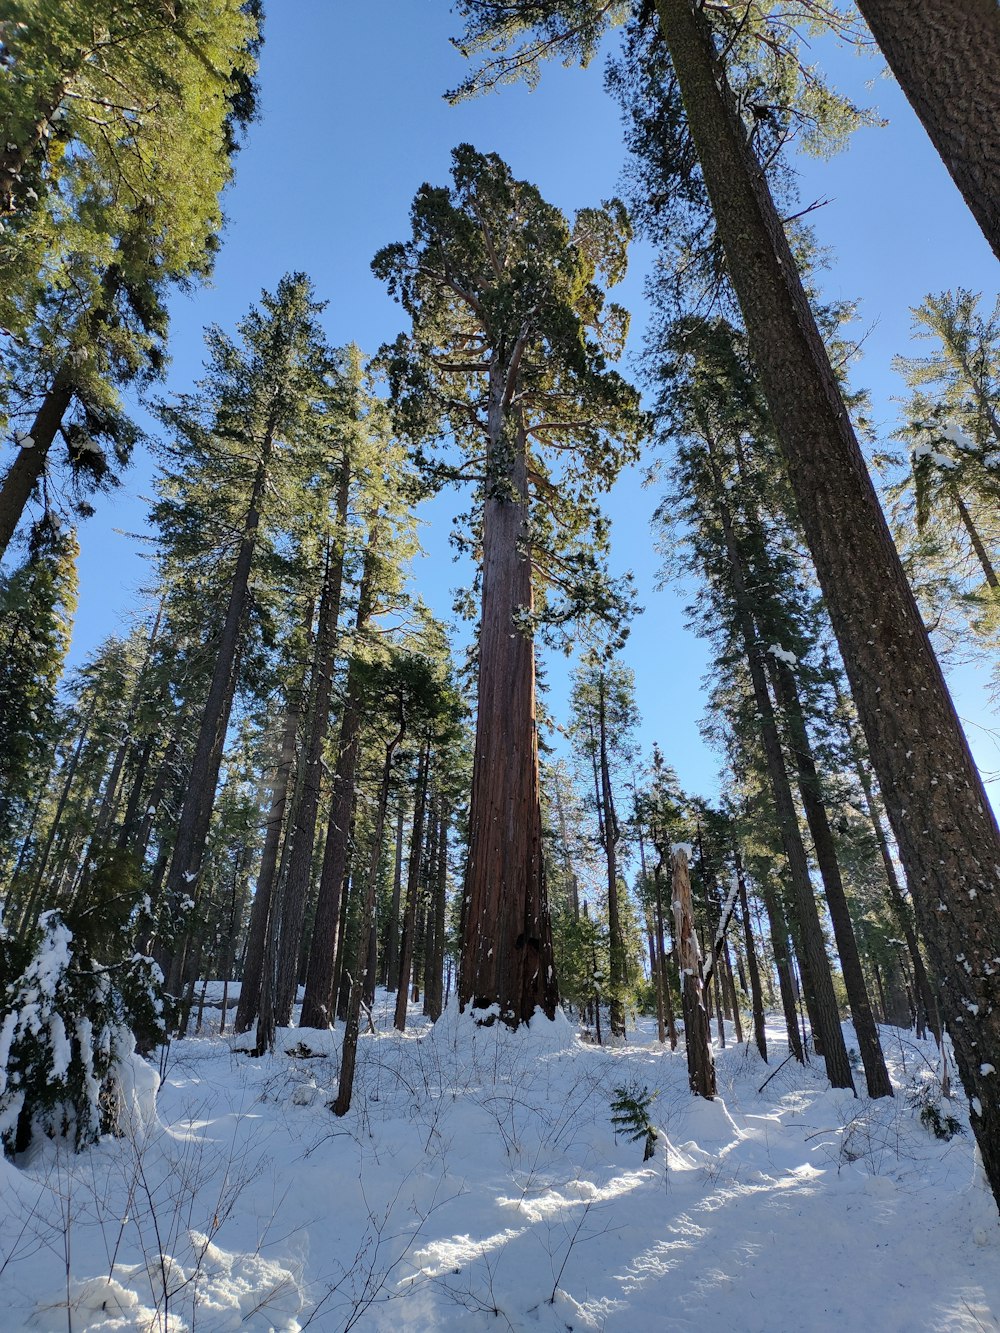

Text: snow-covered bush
xmin=0 ymin=909 xmax=165 ymax=1155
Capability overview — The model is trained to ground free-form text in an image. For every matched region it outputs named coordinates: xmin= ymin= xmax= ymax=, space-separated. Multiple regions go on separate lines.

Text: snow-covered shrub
xmin=0 ymin=909 xmax=165 ymax=1155
xmin=908 ymin=1077 xmax=965 ymax=1142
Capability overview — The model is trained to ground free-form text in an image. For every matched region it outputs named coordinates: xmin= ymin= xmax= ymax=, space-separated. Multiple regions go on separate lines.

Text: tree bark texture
xmin=853 ymin=0 xmax=1000 ymax=262
xmin=673 ymin=848 xmax=716 ymax=1098
xmin=658 ymin=0 xmax=1000 ymax=1187
xmin=458 ymin=403 xmax=557 ymax=1026
xmin=0 ymin=376 xmax=74 ymax=560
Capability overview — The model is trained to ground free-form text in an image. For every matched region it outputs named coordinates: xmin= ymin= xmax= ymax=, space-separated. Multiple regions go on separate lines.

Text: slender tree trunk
xmin=597 ymin=679 xmax=626 ymax=1038
xmin=760 ymin=874 xmax=804 ymax=1063
xmin=384 ymin=798 xmax=406 ymax=990
xmin=299 ymin=532 xmax=379 ymax=1029
xmin=736 ymin=853 xmax=767 ymax=1060
xmin=852 ymin=0 xmax=1000 ymax=262
xmin=16 ymin=698 xmax=94 ymax=937
xmin=953 ymin=490 xmax=999 ymax=588
xmin=235 ymin=695 xmax=300 ymax=1034
xmin=769 ymin=656 xmax=893 ymax=1098
xmin=428 ymin=804 xmax=449 ymax=1021
xmin=459 ymin=391 xmax=557 ymax=1026
xmin=657 ymin=0 xmax=1000 ymax=1188
xmin=164 ymin=449 xmax=271 ymax=994
xmin=334 ymin=716 xmax=407 ymax=1115
xmin=673 ymin=848 xmax=716 ymax=1098
xmin=395 ymin=745 xmax=430 ymax=1032
xmin=707 ymin=445 xmax=853 ymax=1086
xmin=273 ymin=474 xmax=351 ymax=1025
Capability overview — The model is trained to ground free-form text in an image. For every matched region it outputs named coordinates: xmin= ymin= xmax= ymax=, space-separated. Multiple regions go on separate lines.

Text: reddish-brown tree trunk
xmin=459 ymin=404 xmax=557 ymax=1025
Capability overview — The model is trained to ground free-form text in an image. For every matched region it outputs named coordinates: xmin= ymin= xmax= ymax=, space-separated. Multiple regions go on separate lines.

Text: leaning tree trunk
xmin=673 ymin=848 xmax=716 ymax=1099
xmin=659 ymin=0 xmax=1000 ymax=1193
xmin=852 ymin=0 xmax=1000 ymax=263
xmin=0 ymin=375 xmax=74 ymax=560
xmin=0 ymin=267 xmax=122 ymax=559
xmin=768 ymin=655 xmax=893 ymax=1098
xmin=458 ymin=401 xmax=557 ymax=1026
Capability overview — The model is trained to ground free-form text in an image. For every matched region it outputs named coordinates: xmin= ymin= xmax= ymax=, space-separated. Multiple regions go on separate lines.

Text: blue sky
xmin=59 ymin=1 xmax=999 ymax=802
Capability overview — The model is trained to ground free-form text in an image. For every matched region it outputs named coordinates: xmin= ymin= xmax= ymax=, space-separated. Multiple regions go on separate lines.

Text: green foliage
xmin=0 ymin=521 xmax=77 ymax=847
xmin=909 ymin=1081 xmax=965 ymax=1142
xmin=373 ymin=143 xmax=646 ymax=651
xmin=610 ymin=1081 xmax=659 ymax=1161
xmin=0 ymin=0 xmax=262 ymax=525
xmin=0 ymin=903 xmax=165 ymax=1156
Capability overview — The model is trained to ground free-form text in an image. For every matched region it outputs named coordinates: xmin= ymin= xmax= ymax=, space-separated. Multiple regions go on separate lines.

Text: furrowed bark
xmin=658 ymin=0 xmax=1000 ymax=1188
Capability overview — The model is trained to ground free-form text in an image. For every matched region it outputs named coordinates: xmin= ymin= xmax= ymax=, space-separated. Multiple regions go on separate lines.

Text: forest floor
xmin=2 ymin=990 xmax=999 ymax=1331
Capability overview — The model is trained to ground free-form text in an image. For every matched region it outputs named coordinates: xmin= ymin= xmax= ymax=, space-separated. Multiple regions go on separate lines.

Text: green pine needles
xmin=610 ymin=1083 xmax=659 ymax=1162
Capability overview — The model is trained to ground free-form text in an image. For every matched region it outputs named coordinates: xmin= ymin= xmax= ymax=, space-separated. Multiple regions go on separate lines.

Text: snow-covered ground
xmin=2 ymin=991 xmax=998 ymax=1331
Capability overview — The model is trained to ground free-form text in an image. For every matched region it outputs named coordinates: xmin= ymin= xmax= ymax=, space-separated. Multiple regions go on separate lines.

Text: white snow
xmin=1 ymin=992 xmax=998 ymax=1331
xmin=767 ymin=643 xmax=797 ymax=666
xmin=941 ymin=421 xmax=976 ymax=451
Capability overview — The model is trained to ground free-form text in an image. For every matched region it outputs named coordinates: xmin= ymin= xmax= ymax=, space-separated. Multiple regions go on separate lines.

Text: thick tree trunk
xmin=658 ymin=0 xmax=1000 ymax=1191
xmin=852 ymin=0 xmax=1000 ymax=262
xmin=458 ymin=401 xmax=557 ymax=1026
xmin=673 ymin=848 xmax=716 ymax=1098
xmin=235 ymin=695 xmax=300 ymax=1034
xmin=769 ymin=656 xmax=893 ymax=1098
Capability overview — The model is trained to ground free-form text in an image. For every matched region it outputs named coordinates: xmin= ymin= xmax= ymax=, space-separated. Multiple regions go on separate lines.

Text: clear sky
xmin=56 ymin=1 xmax=999 ymax=803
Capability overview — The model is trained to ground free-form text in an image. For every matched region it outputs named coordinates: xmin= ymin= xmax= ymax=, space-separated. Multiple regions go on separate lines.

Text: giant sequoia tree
xmin=375 ymin=145 xmax=644 ymax=1026
xmin=450 ymin=0 xmax=1000 ymax=1206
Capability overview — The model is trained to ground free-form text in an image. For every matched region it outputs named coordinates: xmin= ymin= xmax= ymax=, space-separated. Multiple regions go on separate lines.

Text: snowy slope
xmin=2 ymin=992 xmax=998 ymax=1331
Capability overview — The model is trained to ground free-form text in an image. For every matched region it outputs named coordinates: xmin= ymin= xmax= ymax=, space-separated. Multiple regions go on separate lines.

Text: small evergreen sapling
xmin=610 ymin=1083 xmax=659 ymax=1161
xmin=0 ymin=907 xmax=165 ymax=1155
